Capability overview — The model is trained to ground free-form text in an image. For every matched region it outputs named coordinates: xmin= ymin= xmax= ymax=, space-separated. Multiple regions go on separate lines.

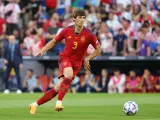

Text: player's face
xmin=74 ymin=16 xmax=86 ymax=27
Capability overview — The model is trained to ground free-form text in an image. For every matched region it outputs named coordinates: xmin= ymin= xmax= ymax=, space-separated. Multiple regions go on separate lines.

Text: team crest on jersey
xmin=81 ymin=35 xmax=85 ymax=42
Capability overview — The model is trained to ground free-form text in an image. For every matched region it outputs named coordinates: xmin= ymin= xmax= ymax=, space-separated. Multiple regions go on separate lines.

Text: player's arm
xmin=84 ymin=44 xmax=101 ymax=71
xmin=84 ymin=34 xmax=101 ymax=71
xmin=85 ymin=44 xmax=101 ymax=60
xmin=38 ymin=28 xmax=66 ymax=56
xmin=38 ymin=39 xmax=57 ymax=56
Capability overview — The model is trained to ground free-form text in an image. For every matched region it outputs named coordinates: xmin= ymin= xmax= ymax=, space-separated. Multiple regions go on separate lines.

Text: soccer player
xmin=29 ymin=9 xmax=101 ymax=114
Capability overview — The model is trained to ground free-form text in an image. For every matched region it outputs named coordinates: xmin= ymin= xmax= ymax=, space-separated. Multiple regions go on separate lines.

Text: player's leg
xmin=29 ymin=78 xmax=63 ymax=114
xmin=55 ymin=67 xmax=73 ymax=112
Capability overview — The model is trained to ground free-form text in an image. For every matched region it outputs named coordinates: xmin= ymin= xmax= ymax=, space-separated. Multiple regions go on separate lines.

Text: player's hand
xmin=84 ymin=58 xmax=90 ymax=71
xmin=36 ymin=50 xmax=45 ymax=57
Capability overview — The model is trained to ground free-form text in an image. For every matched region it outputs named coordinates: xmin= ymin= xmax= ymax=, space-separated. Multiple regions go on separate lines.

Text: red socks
xmin=37 ymin=88 xmax=58 ymax=106
xmin=58 ymin=77 xmax=72 ymax=101
xmin=37 ymin=77 xmax=72 ymax=106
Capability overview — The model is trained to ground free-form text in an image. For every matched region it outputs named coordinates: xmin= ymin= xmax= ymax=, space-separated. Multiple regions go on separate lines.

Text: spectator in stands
xmin=53 ymin=21 xmax=67 ymax=55
xmin=152 ymin=23 xmax=160 ymax=46
xmin=96 ymin=69 xmax=110 ymax=92
xmin=46 ymin=0 xmax=57 ymax=17
xmin=56 ymin=0 xmax=71 ymax=16
xmin=51 ymin=12 xmax=61 ymax=27
xmin=139 ymin=69 xmax=156 ymax=93
xmin=127 ymin=48 xmax=137 ymax=56
xmin=108 ymin=68 xmax=126 ymax=94
xmin=3 ymin=35 xmax=23 ymax=94
xmin=0 ymin=15 xmax=6 ymax=57
xmin=45 ymin=19 xmax=59 ymax=43
xmin=86 ymin=6 xmax=99 ymax=24
xmin=98 ymin=22 xmax=114 ymax=56
xmin=63 ymin=6 xmax=72 ymax=19
xmin=18 ymin=0 xmax=30 ymax=27
xmin=0 ymin=0 xmax=5 ymax=19
xmin=26 ymin=21 xmax=37 ymax=35
xmin=22 ymin=69 xmax=42 ymax=93
xmin=116 ymin=0 xmax=132 ymax=8
xmin=126 ymin=70 xmax=141 ymax=93
xmin=0 ymin=14 xmax=6 ymax=35
xmin=121 ymin=5 xmax=132 ymax=21
xmin=32 ymin=28 xmax=45 ymax=56
xmin=149 ymin=23 xmax=160 ymax=55
xmin=23 ymin=29 xmax=35 ymax=56
xmin=78 ymin=70 xmax=97 ymax=93
xmin=29 ymin=0 xmax=43 ymax=20
xmin=136 ymin=24 xmax=151 ymax=56
xmin=154 ymin=9 xmax=160 ymax=24
xmin=48 ymin=68 xmax=60 ymax=90
xmin=148 ymin=3 xmax=158 ymax=18
xmin=154 ymin=45 xmax=160 ymax=56
xmin=130 ymin=14 xmax=142 ymax=49
xmin=71 ymin=76 xmax=80 ymax=94
xmin=106 ymin=12 xmax=121 ymax=31
xmin=121 ymin=18 xmax=134 ymax=51
xmin=4 ymin=0 xmax=21 ymax=35
xmin=139 ymin=4 xmax=155 ymax=26
xmin=22 ymin=20 xmax=38 ymax=55
xmin=155 ymin=70 xmax=160 ymax=92
xmin=0 ymin=35 xmax=7 ymax=58
xmin=114 ymin=28 xmax=127 ymax=56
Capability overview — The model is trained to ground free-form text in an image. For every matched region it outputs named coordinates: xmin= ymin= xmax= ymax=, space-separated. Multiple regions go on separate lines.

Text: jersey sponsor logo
xmin=81 ymin=35 xmax=85 ymax=42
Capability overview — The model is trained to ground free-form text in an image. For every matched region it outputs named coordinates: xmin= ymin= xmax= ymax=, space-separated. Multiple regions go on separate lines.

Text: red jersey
xmin=55 ymin=25 xmax=99 ymax=62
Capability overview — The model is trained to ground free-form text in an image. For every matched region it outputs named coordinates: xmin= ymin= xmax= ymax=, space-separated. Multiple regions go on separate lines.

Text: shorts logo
xmin=81 ymin=35 xmax=85 ymax=42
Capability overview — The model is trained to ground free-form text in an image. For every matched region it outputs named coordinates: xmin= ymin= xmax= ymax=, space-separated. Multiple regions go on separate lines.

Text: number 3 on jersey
xmin=72 ymin=41 xmax=78 ymax=49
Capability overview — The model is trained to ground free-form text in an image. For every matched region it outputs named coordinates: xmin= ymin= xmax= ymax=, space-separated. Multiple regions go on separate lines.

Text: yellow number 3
xmin=72 ymin=42 xmax=78 ymax=49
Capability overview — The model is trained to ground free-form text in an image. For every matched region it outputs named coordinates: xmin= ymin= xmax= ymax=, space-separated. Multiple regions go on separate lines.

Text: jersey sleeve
xmin=54 ymin=28 xmax=66 ymax=42
xmin=90 ymin=33 xmax=99 ymax=49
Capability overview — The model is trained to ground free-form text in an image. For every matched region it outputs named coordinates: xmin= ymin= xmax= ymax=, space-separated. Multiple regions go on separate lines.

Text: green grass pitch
xmin=0 ymin=93 xmax=160 ymax=120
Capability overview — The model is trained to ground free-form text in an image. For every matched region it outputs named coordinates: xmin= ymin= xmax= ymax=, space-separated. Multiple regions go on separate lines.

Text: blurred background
xmin=0 ymin=0 xmax=160 ymax=94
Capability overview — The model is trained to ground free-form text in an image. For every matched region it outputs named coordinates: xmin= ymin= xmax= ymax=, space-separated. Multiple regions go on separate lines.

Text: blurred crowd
xmin=0 ymin=0 xmax=160 ymax=57
xmin=18 ymin=68 xmax=160 ymax=94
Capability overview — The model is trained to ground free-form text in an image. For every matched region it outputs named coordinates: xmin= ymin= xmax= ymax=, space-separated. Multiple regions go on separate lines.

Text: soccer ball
xmin=123 ymin=101 xmax=138 ymax=115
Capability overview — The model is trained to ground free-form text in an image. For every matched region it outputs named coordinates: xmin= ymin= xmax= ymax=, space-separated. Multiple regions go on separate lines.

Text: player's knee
xmin=64 ymin=71 xmax=73 ymax=80
xmin=65 ymin=74 xmax=73 ymax=80
xmin=63 ymin=67 xmax=73 ymax=79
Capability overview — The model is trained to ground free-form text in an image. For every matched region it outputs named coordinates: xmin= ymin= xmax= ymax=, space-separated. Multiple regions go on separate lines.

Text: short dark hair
xmin=113 ymin=68 xmax=120 ymax=72
xmin=27 ymin=69 xmax=34 ymax=73
xmin=141 ymin=24 xmax=149 ymax=29
xmin=72 ymin=9 xmax=86 ymax=18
